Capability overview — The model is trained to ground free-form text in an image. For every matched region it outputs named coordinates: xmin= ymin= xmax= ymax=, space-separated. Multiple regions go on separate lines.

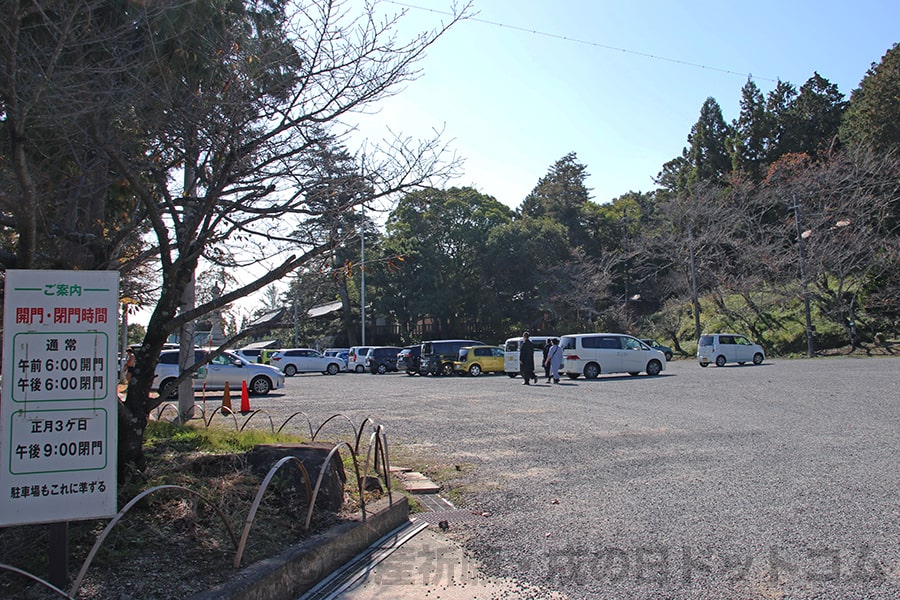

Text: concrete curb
xmin=190 ymin=496 xmax=409 ymax=600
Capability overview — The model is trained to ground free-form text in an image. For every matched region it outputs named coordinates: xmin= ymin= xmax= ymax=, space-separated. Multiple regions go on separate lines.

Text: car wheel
xmin=355 ymin=365 xmax=365 ymax=373
xmin=583 ymin=363 xmax=600 ymax=379
xmin=377 ymin=364 xmax=387 ymax=374
xmin=699 ymin=362 xmax=709 ymax=368
xmin=406 ymin=370 xmax=418 ymax=376
xmin=715 ymin=355 xmax=727 ymax=368
xmin=665 ymin=351 xmax=673 ymax=361
xmin=737 ymin=361 xmax=746 ymax=365
xmin=753 ymin=352 xmax=764 ymax=365
xmin=158 ymin=378 xmax=178 ymax=399
xmin=284 ymin=364 xmax=297 ymax=377
xmin=250 ymin=376 xmax=271 ymax=395
xmin=646 ymin=360 xmax=662 ymax=376
xmin=470 ymin=364 xmax=482 ymax=377
xmin=327 ymin=363 xmax=340 ymax=375
xmin=628 ymin=372 xmax=640 ymax=376
xmin=567 ymin=373 xmax=580 ymax=380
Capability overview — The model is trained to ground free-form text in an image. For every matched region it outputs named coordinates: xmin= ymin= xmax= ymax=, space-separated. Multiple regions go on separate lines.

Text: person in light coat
xmin=545 ymin=338 xmax=563 ymax=384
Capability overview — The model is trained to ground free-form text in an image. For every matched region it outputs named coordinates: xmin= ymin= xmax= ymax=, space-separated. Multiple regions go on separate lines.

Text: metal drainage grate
xmin=298 ymin=492 xmax=483 ymax=599
xmin=412 ymin=492 xmax=455 ymax=512
xmin=297 ymin=520 xmax=428 ymax=600
xmin=411 ymin=509 xmax=485 ymax=526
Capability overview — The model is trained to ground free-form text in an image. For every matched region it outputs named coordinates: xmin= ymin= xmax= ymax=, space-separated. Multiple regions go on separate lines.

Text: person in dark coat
xmin=520 ymin=332 xmax=535 ymax=385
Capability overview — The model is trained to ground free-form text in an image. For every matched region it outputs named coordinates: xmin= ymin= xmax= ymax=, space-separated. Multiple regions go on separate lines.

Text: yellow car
xmin=453 ymin=345 xmax=506 ymax=376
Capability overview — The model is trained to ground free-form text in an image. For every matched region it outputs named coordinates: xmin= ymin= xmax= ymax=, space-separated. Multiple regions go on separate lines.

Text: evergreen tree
xmin=839 ymin=43 xmax=900 ymax=153
xmin=520 ymin=153 xmax=595 ymax=250
xmin=378 ymin=187 xmax=514 ymax=338
xmin=730 ymin=78 xmax=770 ymax=181
xmin=763 ymin=80 xmax=798 ymax=164
xmin=655 ymin=152 xmax=691 ymax=195
xmin=686 ymin=98 xmax=732 ymax=187
xmin=786 ymin=72 xmax=846 ymax=158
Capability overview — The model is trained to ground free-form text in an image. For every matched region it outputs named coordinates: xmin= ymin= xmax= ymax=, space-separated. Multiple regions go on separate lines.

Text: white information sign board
xmin=1 ymin=270 xmax=118 ymax=526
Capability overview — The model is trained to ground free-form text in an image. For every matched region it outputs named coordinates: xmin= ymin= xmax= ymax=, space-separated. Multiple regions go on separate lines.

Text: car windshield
xmin=622 ymin=337 xmax=643 ymax=350
xmin=223 ymin=351 xmax=249 ymax=365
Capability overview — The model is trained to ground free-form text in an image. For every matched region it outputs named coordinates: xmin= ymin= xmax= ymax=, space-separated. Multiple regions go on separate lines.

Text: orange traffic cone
xmin=222 ymin=381 xmax=232 ymax=411
xmin=240 ymin=380 xmax=250 ymax=413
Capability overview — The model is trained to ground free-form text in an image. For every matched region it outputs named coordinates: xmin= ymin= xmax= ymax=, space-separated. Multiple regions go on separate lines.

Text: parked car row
xmin=152 ymin=331 xmax=764 ymax=396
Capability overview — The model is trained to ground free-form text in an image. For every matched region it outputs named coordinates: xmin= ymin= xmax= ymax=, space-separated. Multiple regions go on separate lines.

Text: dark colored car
xmin=640 ymin=338 xmax=674 ymax=361
xmin=397 ymin=345 xmax=421 ymax=374
xmin=365 ymin=346 xmax=403 ymax=374
xmin=419 ymin=339 xmax=484 ymax=376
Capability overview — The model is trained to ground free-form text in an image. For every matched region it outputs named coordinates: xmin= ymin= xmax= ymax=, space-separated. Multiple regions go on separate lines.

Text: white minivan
xmin=559 ymin=333 xmax=666 ymax=379
xmin=697 ymin=333 xmax=765 ymax=367
xmin=503 ymin=335 xmax=556 ymax=378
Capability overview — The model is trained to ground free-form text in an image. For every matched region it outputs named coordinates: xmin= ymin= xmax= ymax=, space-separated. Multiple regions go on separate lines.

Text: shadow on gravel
xmin=568 ymin=373 xmax=676 ymax=382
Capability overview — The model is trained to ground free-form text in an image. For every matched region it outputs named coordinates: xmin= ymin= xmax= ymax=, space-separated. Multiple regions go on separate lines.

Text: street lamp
xmin=792 ymin=194 xmax=815 ymax=358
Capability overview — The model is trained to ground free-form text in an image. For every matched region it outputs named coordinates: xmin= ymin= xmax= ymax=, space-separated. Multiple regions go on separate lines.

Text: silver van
xmin=559 ymin=333 xmax=665 ymax=379
xmin=697 ymin=333 xmax=765 ymax=367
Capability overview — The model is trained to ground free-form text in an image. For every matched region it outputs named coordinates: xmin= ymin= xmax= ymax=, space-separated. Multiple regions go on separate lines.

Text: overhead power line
xmin=384 ymin=0 xmax=777 ymax=82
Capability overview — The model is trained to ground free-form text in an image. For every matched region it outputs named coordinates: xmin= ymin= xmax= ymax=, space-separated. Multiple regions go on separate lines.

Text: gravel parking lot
xmin=228 ymin=356 xmax=900 ymax=599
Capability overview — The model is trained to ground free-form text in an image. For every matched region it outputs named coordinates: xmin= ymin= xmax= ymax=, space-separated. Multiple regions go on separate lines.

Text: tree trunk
xmin=178 ymin=273 xmax=196 ymax=421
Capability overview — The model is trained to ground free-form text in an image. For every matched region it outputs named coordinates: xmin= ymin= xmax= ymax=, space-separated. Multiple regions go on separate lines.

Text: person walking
xmin=519 ymin=332 xmax=535 ymax=385
xmin=546 ymin=338 xmax=563 ymax=384
xmin=542 ymin=339 xmax=552 ymax=383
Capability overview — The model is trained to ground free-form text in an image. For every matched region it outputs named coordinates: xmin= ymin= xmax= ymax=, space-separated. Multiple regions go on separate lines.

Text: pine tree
xmin=787 ymin=72 xmax=846 ymax=158
xmin=520 ymin=153 xmax=593 ymax=249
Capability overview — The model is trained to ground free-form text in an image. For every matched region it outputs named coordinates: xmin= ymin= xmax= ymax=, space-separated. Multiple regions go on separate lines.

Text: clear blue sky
xmin=350 ymin=0 xmax=900 ymax=209
xmin=136 ymin=1 xmax=900 ymax=327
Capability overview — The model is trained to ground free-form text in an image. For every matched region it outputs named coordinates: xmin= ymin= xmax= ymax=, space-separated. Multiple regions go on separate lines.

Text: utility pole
xmin=688 ymin=228 xmax=701 ymax=341
xmin=793 ymin=194 xmax=815 ymax=358
xmin=621 ymin=207 xmax=630 ymax=305
xmin=360 ymin=206 xmax=366 ymax=346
